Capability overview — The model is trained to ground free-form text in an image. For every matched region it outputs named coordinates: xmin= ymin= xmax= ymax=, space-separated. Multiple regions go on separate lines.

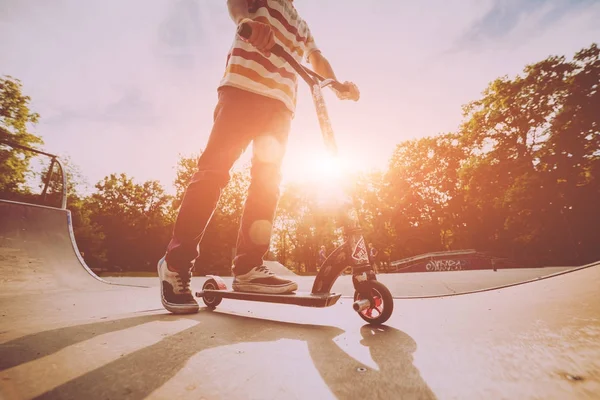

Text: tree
xmin=0 ymin=76 xmax=43 ymax=195
xmin=384 ymin=134 xmax=465 ymax=258
xmin=271 ymin=181 xmax=343 ymax=273
xmin=456 ymin=42 xmax=600 ymax=264
xmin=350 ymin=170 xmax=395 ymax=268
xmin=172 ymin=152 xmax=200 ymax=212
xmin=536 ymin=43 xmax=600 ymax=264
xmin=88 ymin=173 xmax=173 ymax=271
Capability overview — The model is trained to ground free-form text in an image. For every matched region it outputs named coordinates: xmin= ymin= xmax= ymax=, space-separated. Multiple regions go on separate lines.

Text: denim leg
xmin=165 ymin=88 xmax=254 ymax=271
xmin=232 ymin=110 xmax=291 ymax=274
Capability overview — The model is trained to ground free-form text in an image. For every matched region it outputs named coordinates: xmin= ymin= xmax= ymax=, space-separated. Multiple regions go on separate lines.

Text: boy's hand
xmin=239 ymin=19 xmax=276 ymax=57
xmin=334 ymin=82 xmax=360 ymax=101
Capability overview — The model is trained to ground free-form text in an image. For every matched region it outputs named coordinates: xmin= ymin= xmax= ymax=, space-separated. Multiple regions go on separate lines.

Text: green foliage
xmin=272 ymin=182 xmax=342 ymax=273
xmin=172 ymin=152 xmax=200 ymax=212
xmin=86 ymin=173 xmax=173 ymax=271
xmin=0 ymin=76 xmax=43 ymax=195
xmin=384 ymin=134 xmax=465 ymax=257
xmin=69 ymin=194 xmax=107 ymax=267
xmin=380 ymin=43 xmax=600 ymax=266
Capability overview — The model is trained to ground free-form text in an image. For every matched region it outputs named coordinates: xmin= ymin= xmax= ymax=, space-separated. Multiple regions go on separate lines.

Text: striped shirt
xmin=219 ymin=0 xmax=320 ymax=113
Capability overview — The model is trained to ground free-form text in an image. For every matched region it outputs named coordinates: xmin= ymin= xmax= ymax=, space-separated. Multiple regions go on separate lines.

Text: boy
xmin=158 ymin=0 xmax=359 ymax=314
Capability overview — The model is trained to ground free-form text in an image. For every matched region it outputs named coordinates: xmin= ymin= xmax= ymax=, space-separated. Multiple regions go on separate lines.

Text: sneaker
xmin=232 ymin=265 xmax=298 ymax=294
xmin=158 ymin=257 xmax=199 ymax=314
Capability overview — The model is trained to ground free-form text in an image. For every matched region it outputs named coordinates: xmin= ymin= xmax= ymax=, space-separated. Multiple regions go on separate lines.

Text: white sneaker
xmin=232 ymin=265 xmax=298 ymax=294
xmin=158 ymin=257 xmax=199 ymax=314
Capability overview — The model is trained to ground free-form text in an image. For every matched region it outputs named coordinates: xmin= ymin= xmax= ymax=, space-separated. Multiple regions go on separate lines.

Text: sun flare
xmin=283 ymin=153 xmax=349 ymax=206
xmin=304 ymin=153 xmax=347 ymax=183
xmin=314 ymin=155 xmax=344 ymax=179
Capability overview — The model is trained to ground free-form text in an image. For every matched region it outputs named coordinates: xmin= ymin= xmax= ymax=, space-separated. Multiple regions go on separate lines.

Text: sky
xmin=1 ymin=0 xmax=599 ymax=194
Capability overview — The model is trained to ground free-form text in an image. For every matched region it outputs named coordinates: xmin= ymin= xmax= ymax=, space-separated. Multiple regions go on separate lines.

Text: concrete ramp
xmin=0 ymin=260 xmax=598 ymax=399
xmin=0 ymin=199 xmax=141 ymax=295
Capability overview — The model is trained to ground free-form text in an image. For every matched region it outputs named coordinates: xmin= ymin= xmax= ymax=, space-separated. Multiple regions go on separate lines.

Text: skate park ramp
xmin=0 ymin=199 xmax=147 ymax=294
xmin=0 ymin=256 xmax=598 ymax=399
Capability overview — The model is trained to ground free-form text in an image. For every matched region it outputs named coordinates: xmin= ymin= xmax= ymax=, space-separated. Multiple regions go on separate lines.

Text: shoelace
xmin=175 ymin=272 xmax=192 ymax=293
xmin=256 ymin=265 xmax=274 ymax=275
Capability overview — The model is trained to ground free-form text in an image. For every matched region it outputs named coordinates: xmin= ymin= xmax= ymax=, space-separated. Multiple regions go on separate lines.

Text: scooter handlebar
xmin=237 ymin=22 xmax=286 ymax=60
xmin=236 ymin=22 xmax=349 ymax=93
xmin=237 ymin=22 xmax=252 ymax=41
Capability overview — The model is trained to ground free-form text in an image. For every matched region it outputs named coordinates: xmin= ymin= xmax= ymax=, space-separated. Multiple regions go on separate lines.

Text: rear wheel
xmin=202 ymin=278 xmax=222 ymax=309
xmin=353 ymin=280 xmax=393 ymax=325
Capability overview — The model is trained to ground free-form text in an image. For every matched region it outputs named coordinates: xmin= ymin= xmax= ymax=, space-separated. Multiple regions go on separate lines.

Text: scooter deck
xmin=196 ymin=290 xmax=342 ymax=308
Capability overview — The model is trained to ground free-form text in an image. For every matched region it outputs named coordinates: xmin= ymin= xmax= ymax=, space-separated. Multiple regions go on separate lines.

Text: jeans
xmin=165 ymin=86 xmax=292 ymax=275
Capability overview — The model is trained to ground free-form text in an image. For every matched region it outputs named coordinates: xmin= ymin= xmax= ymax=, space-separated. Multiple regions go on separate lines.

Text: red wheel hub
xmin=358 ymin=291 xmax=384 ymax=319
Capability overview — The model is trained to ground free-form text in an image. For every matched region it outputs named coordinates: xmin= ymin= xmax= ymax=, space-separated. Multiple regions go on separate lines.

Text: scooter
xmin=195 ymin=23 xmax=394 ymax=325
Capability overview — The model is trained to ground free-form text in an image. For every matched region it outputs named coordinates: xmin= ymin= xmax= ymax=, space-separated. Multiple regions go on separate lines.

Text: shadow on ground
xmin=0 ymin=314 xmax=162 ymax=371
xmin=2 ymin=310 xmax=436 ymax=399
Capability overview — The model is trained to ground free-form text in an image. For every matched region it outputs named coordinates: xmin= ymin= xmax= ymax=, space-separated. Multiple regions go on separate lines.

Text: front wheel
xmin=353 ymin=280 xmax=394 ymax=325
xmin=202 ymin=278 xmax=222 ymax=309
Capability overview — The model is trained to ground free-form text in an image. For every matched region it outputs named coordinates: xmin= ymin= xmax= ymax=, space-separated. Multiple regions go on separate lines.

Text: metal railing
xmin=0 ymin=139 xmax=68 ymax=209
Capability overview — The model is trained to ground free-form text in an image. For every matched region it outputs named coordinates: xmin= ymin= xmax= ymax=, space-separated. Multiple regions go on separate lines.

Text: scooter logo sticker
xmin=352 ymin=236 xmax=369 ymax=263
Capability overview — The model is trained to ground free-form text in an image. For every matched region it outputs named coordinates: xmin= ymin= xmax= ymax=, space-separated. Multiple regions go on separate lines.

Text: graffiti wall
xmin=388 ymin=251 xmax=522 ymax=273
xmin=425 ymin=259 xmax=468 ymax=271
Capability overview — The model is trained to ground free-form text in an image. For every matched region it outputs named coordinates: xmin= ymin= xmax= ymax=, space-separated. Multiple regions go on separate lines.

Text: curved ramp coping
xmin=382 ymin=261 xmax=599 ymax=299
xmin=0 ymin=199 xmax=148 ymax=293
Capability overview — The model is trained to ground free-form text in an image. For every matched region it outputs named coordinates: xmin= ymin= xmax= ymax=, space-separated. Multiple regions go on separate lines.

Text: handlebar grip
xmin=237 ymin=22 xmax=252 ymax=40
xmin=331 ymin=81 xmax=347 ymax=92
xmin=235 ymin=20 xmax=349 ymax=95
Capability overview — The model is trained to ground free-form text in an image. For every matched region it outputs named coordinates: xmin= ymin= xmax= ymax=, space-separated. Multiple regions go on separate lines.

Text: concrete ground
xmin=1 ymin=263 xmax=599 ymax=399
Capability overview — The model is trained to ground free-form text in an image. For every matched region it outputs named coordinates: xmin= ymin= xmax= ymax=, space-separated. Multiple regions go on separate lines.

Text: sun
xmin=281 ymin=147 xmax=354 ymax=207
xmin=314 ymin=154 xmax=344 ymax=179
xmin=282 ymin=152 xmax=348 ymax=206
xmin=304 ymin=153 xmax=347 ymax=183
